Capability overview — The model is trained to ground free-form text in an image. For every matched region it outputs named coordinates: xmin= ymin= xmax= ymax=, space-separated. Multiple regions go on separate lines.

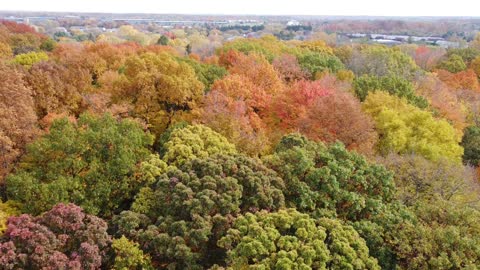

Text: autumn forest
xmin=2 ymin=17 xmax=480 ymax=269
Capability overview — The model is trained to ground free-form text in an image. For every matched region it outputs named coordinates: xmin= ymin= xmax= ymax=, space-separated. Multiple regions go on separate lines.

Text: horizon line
xmin=1 ymin=10 xmax=480 ymax=19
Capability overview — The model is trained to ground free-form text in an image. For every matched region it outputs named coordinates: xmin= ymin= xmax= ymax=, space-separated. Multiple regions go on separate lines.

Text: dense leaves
xmin=219 ymin=35 xmax=289 ymax=62
xmin=263 ymin=134 xmax=395 ymax=221
xmin=114 ymin=52 xmax=204 ymax=135
xmin=0 ymin=203 xmax=111 ymax=269
xmin=268 ymin=78 xmax=378 ymax=154
xmin=178 ymin=57 xmax=227 ymax=92
xmin=272 ymin=54 xmax=309 ymax=83
xmin=297 ymin=51 xmax=345 ymax=79
xmin=414 ymin=74 xmax=467 ymax=130
xmin=199 ymin=73 xmax=272 ymax=155
xmin=437 ymin=54 xmax=467 ymax=73
xmin=0 ymin=201 xmax=19 ymax=236
xmin=380 ymin=153 xmax=480 ymax=207
xmin=363 ymin=91 xmax=463 ymax=162
xmin=461 ymin=125 xmax=480 ymax=166
xmin=392 ymin=200 xmax=480 ymax=269
xmin=218 ymin=208 xmax=380 ymax=269
xmin=114 ymin=154 xmax=285 ymax=268
xmin=348 ymin=45 xmax=419 ymax=79
xmin=436 ymin=68 xmax=480 ymax=91
xmin=159 ymin=124 xmax=237 ymax=167
xmin=12 ymin=51 xmax=48 ymax=68
xmin=6 ymin=113 xmax=153 ymax=216
xmin=353 ymin=74 xmax=428 ymax=108
xmin=26 ymin=61 xmax=92 ymax=118
xmin=0 ymin=62 xmax=37 ymax=182
xmin=112 ymin=236 xmax=153 ymax=270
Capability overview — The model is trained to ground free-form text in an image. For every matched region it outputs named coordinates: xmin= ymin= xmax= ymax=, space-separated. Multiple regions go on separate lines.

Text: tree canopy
xmin=0 ymin=203 xmax=111 ymax=269
xmin=363 ymin=91 xmax=463 ymax=162
xmin=218 ymin=209 xmax=380 ymax=270
xmin=6 ymin=113 xmax=153 ymax=216
xmin=114 ymin=154 xmax=285 ymax=269
xmin=114 ymin=52 xmax=204 ymax=135
xmin=263 ymin=134 xmax=395 ymax=221
xmin=159 ymin=124 xmax=237 ymax=167
xmin=0 ymin=62 xmax=37 ymax=182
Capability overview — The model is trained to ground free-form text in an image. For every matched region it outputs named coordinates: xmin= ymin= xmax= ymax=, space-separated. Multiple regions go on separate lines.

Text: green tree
xmin=218 ymin=209 xmax=380 ymax=269
xmin=296 ymin=51 xmax=344 ymax=79
xmin=112 ymin=236 xmax=153 ymax=270
xmin=437 ymin=54 xmax=467 ymax=73
xmin=263 ymin=134 xmax=395 ymax=221
xmin=352 ymin=203 xmax=415 ymax=270
xmin=353 ymin=74 xmax=428 ymax=108
xmin=157 ymin=35 xmax=169 ymax=46
xmin=219 ymin=35 xmax=290 ymax=62
xmin=461 ymin=125 xmax=480 ymax=166
xmin=355 ymin=200 xmax=480 ymax=269
xmin=392 ymin=200 xmax=480 ymax=269
xmin=114 ymin=154 xmax=285 ymax=269
xmin=6 ymin=113 xmax=153 ymax=217
xmin=447 ymin=47 xmax=480 ymax=64
xmin=39 ymin=38 xmax=56 ymax=52
xmin=349 ymin=45 xmax=419 ymax=79
xmin=178 ymin=57 xmax=227 ymax=92
xmin=12 ymin=51 xmax=48 ymax=69
xmin=363 ymin=91 xmax=463 ymax=163
xmin=159 ymin=124 xmax=237 ymax=167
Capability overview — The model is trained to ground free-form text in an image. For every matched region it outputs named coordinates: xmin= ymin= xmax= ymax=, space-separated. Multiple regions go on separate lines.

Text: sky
xmin=0 ymin=0 xmax=479 ymax=17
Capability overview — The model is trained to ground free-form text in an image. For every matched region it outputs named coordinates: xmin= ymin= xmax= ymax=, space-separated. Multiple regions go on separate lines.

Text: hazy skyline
xmin=1 ymin=0 xmax=479 ymax=17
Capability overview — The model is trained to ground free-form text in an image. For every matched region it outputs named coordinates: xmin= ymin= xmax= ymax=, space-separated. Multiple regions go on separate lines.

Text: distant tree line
xmin=218 ymin=24 xmax=265 ymax=32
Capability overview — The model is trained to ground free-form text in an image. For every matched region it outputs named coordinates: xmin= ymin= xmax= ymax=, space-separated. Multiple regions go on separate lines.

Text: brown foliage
xmin=0 ymin=62 xmax=37 ymax=182
xmin=272 ymin=54 xmax=309 ymax=84
xmin=414 ymin=74 xmax=467 ymax=130
xmin=26 ymin=61 xmax=92 ymax=118
xmin=436 ymin=68 xmax=480 ymax=91
xmin=456 ymin=89 xmax=480 ymax=126
xmin=268 ymin=76 xmax=377 ymax=154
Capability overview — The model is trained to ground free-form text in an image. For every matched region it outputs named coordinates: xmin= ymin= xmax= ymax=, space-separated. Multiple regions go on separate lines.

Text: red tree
xmin=267 ymin=76 xmax=377 ymax=154
xmin=0 ymin=203 xmax=111 ymax=269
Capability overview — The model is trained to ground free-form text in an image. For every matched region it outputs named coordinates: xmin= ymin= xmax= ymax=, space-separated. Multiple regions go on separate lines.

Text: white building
xmin=287 ymin=20 xmax=300 ymax=26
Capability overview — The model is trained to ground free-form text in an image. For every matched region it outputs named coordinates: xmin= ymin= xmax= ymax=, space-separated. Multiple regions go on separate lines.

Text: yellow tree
xmin=0 ymin=42 xmax=12 ymax=58
xmin=363 ymin=91 xmax=463 ymax=162
xmin=115 ymin=52 xmax=204 ymax=135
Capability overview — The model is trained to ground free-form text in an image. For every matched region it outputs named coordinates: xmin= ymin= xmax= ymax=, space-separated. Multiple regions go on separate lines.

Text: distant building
xmin=373 ymin=39 xmax=402 ymax=45
xmin=287 ymin=20 xmax=300 ymax=26
xmin=436 ymin=40 xmax=460 ymax=48
xmin=54 ymin=27 xmax=68 ymax=33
